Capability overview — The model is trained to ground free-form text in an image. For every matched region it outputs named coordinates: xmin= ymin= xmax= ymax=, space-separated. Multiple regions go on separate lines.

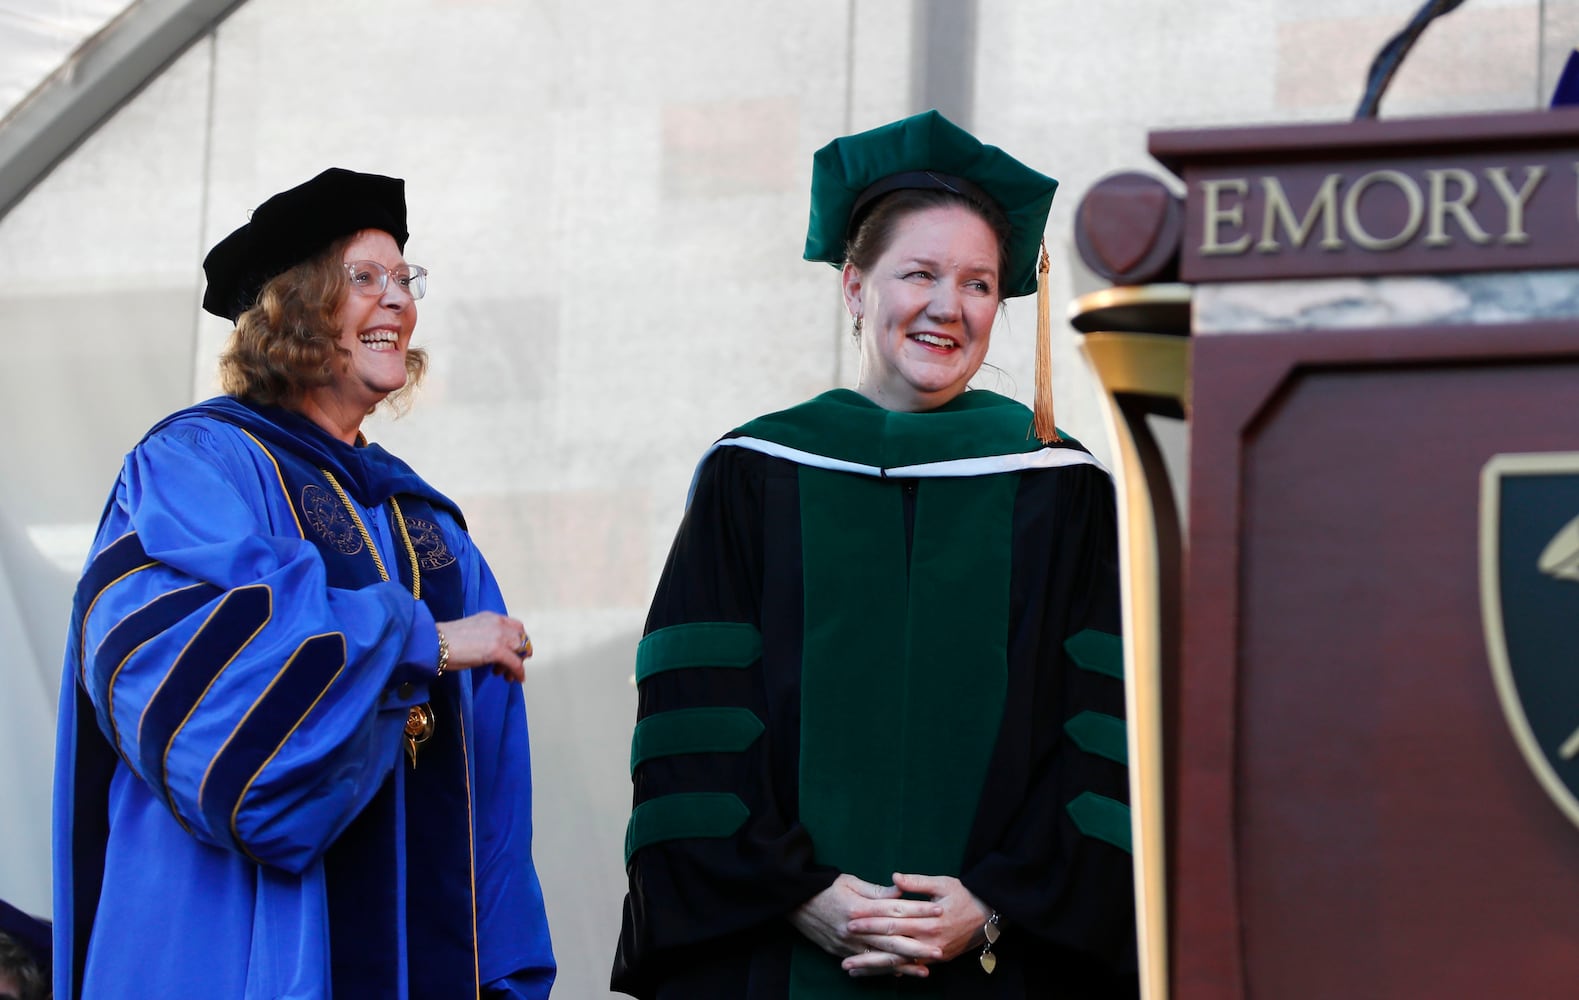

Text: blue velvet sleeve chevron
xmin=72 ymin=420 xmax=438 ymax=873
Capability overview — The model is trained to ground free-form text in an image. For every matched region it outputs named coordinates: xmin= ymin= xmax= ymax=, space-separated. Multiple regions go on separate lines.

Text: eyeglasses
xmin=344 ymin=260 xmax=429 ymax=300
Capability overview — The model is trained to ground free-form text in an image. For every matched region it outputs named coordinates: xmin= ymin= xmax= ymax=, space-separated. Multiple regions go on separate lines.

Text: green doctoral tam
xmin=802 ymin=109 xmax=1058 ymax=300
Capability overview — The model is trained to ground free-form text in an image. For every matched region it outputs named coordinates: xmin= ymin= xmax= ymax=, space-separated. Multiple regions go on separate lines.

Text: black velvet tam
xmin=201 ymin=167 xmax=408 ymax=321
xmin=0 ymin=897 xmax=50 ymax=978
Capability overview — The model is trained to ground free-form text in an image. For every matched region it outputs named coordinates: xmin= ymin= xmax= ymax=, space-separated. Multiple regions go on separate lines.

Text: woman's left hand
xmin=435 ymin=612 xmax=532 ymax=683
xmin=844 ymin=872 xmax=992 ymax=966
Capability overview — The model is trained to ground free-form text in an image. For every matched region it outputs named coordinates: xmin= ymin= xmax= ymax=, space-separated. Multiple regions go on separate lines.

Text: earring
xmin=852 ymin=314 xmax=863 ymax=335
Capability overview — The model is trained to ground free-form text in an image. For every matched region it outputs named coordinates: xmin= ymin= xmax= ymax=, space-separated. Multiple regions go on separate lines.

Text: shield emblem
xmin=1481 ymin=452 xmax=1579 ymax=829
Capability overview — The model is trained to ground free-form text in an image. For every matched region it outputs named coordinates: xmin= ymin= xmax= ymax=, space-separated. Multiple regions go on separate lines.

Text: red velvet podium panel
xmin=1150 ymin=112 xmax=1579 ymax=999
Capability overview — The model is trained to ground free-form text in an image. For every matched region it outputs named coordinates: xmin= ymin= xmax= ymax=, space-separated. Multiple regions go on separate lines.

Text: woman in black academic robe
xmin=614 ymin=111 xmax=1138 ymax=1000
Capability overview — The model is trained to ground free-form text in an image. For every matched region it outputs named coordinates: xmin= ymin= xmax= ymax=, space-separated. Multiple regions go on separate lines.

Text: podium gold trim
xmin=1072 ymin=285 xmax=1191 ymax=1000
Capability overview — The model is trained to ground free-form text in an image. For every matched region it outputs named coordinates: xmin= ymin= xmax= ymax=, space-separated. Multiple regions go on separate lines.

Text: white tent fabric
xmin=0 ymin=1 xmax=136 ymax=934
xmin=0 ymin=503 xmax=68 ymax=925
xmin=0 ymin=1 xmax=127 ymax=124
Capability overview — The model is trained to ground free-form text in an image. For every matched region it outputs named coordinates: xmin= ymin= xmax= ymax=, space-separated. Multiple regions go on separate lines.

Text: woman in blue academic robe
xmin=53 ymin=168 xmax=556 ymax=999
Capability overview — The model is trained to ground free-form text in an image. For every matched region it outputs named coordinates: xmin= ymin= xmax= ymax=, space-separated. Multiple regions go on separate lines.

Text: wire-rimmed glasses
xmin=345 ymin=260 xmax=428 ymax=300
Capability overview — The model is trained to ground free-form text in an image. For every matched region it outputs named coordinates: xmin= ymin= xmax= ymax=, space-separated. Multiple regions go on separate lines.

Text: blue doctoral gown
xmin=52 ymin=397 xmax=556 ymax=999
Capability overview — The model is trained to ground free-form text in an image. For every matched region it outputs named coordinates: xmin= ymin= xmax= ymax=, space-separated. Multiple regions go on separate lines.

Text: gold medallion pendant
xmin=405 ymin=703 xmax=435 ymax=768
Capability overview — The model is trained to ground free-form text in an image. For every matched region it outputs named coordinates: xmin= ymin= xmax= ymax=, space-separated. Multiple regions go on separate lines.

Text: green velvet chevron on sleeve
xmin=635 ymin=621 xmax=763 ymax=683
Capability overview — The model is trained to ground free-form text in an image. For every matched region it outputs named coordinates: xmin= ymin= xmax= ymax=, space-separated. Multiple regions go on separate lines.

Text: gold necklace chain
xmin=320 ymin=468 xmax=434 ymax=768
xmin=388 ymin=495 xmax=422 ymax=600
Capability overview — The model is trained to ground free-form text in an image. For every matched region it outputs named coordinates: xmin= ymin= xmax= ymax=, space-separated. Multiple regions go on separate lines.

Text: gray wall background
xmin=2 ymin=0 xmax=1573 ymax=994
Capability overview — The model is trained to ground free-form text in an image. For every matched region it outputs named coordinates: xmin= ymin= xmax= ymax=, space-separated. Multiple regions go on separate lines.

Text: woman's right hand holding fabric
xmin=789 ymin=874 xmax=944 ymax=978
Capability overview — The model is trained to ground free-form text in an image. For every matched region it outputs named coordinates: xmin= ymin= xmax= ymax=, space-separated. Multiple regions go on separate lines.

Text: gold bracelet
xmin=979 ymin=910 xmax=1001 ymax=974
xmin=436 ymin=626 xmax=450 ymax=677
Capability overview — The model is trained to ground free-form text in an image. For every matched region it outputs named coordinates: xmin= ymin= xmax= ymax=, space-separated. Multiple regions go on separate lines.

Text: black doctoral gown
xmin=614 ymin=389 xmax=1138 ymax=999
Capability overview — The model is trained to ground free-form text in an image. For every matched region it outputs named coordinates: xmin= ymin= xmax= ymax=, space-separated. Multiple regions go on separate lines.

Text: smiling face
xmin=843 ymin=203 xmax=1001 ymax=412
xmin=297 ymin=228 xmax=418 ymax=436
xmin=335 ymin=229 xmax=417 ymax=397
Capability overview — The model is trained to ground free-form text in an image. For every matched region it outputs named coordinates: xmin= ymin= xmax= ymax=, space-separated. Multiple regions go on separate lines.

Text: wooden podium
xmin=1071 ymin=109 xmax=1579 ymax=1000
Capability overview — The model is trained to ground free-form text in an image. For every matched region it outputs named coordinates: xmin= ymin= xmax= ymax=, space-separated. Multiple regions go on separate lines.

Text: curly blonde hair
xmin=218 ymin=234 xmax=427 ymax=411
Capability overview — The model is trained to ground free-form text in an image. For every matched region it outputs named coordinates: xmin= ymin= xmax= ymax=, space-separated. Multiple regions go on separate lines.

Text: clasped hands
xmin=789 ymin=872 xmax=990 ymax=979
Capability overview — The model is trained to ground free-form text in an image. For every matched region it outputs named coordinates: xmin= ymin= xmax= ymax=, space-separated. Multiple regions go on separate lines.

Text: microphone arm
xmin=1355 ymin=0 xmax=1470 ymax=119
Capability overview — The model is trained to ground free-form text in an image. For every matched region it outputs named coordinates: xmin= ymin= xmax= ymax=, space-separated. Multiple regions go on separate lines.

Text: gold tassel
xmin=1033 ymin=239 xmax=1061 ymax=444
